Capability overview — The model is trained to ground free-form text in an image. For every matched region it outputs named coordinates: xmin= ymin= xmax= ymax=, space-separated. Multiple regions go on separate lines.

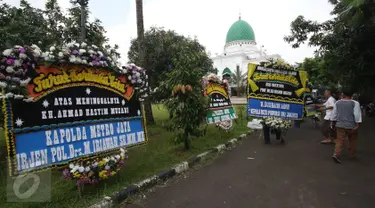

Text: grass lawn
xmin=0 ymin=104 xmax=249 ymax=208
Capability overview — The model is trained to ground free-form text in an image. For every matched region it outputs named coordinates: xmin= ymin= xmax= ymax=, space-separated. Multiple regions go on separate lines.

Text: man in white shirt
xmin=315 ymin=90 xmax=336 ymax=144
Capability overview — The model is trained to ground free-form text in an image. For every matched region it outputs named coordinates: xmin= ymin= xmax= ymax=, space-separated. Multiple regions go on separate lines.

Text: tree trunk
xmin=136 ymin=0 xmax=155 ymax=124
xmin=183 ymin=130 xmax=190 ymax=150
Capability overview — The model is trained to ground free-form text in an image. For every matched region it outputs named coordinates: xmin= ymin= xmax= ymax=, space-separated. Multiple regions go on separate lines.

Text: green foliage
xmin=284 ymin=0 xmax=375 ymax=97
xmin=161 ymin=40 xmax=211 ymax=149
xmin=297 ymin=57 xmax=336 ymax=90
xmin=128 ymin=27 xmax=215 ymax=102
xmin=0 ymin=0 xmax=51 ymax=50
xmin=0 ymin=0 xmax=115 ymax=52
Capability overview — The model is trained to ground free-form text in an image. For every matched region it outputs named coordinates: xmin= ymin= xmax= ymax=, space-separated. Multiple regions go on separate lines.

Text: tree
xmin=231 ymin=68 xmax=247 ymax=97
xmin=128 ymin=27 xmax=215 ymax=102
xmin=64 ymin=0 xmax=108 ymax=46
xmin=0 ymin=0 xmax=51 ymax=50
xmin=284 ymin=0 xmax=375 ymax=97
xmin=163 ymin=40 xmax=210 ymax=149
xmin=134 ymin=0 xmax=155 ymax=125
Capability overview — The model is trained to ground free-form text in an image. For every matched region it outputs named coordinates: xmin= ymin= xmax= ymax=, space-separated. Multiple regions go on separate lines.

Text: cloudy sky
xmin=5 ymin=0 xmax=333 ymax=65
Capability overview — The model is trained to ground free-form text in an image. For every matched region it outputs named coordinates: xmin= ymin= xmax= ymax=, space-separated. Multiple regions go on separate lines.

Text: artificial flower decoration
xmin=43 ymin=41 xmax=119 ymax=68
xmin=262 ymin=117 xmax=292 ymax=132
xmin=63 ymin=148 xmax=128 ymax=185
xmin=0 ymin=44 xmax=42 ymax=101
xmin=122 ymin=64 xmax=150 ymax=101
xmin=0 ymin=41 xmax=150 ymax=102
xmin=261 ymin=58 xmax=295 ymax=71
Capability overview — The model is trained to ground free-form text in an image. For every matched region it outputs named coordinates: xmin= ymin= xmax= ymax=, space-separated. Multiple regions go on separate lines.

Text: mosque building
xmin=212 ymin=16 xmax=281 ymax=95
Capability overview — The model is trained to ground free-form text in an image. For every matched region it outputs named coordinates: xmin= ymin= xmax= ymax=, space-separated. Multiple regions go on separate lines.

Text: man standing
xmin=315 ymin=90 xmax=336 ymax=144
xmin=330 ymin=91 xmax=362 ymax=163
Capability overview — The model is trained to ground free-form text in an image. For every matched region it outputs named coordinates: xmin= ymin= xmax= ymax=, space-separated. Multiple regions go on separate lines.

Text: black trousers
xmin=263 ymin=125 xmax=281 ymax=143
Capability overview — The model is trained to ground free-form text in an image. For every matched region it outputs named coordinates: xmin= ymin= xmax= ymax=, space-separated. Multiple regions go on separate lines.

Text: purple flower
xmin=101 ymin=56 xmax=107 ymax=61
xmin=19 ymin=48 xmax=25 ymax=53
xmin=6 ymin=59 xmax=15 ymax=65
xmin=72 ymin=50 xmax=79 ymax=55
xmin=62 ymin=169 xmax=71 ymax=180
xmin=81 ymin=56 xmax=87 ymax=60
xmin=1 ymin=57 xmax=7 ymax=63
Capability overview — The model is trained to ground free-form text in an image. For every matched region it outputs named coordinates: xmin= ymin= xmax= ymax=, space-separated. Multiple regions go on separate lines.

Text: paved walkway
xmin=125 ymin=118 xmax=375 ymax=208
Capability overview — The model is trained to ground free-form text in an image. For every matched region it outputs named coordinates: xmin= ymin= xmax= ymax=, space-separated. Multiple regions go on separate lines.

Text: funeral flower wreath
xmin=0 ymin=42 xmax=150 ymax=102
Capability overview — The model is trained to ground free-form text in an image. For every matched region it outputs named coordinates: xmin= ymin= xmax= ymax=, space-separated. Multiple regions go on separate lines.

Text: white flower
xmin=19 ymin=53 xmax=27 ymax=59
xmin=67 ymin=42 xmax=75 ymax=48
xmin=14 ymin=45 xmax=22 ymax=48
xmin=88 ymin=62 xmax=93 ymax=66
xmin=5 ymin=93 xmax=14 ymax=98
xmin=128 ymin=75 xmax=132 ymax=80
xmin=88 ymin=49 xmax=94 ymax=54
xmin=104 ymin=158 xmax=109 ymax=163
xmin=79 ymin=49 xmax=86 ymax=54
xmin=14 ymin=60 xmax=22 ymax=67
xmin=6 ymin=66 xmax=15 ymax=73
xmin=73 ymin=165 xmax=79 ymax=171
xmin=104 ymin=165 xmax=110 ymax=170
xmin=0 ymin=82 xmax=7 ymax=88
xmin=92 ymin=162 xmax=98 ymax=167
xmin=110 ymin=157 xmax=116 ymax=161
xmin=75 ymin=57 xmax=82 ymax=64
xmin=98 ymin=51 xmax=103 ymax=56
xmin=81 ymin=42 xmax=87 ymax=48
xmin=82 ymin=60 xmax=87 ymax=64
xmin=20 ymin=78 xmax=31 ymax=86
xmin=84 ymin=166 xmax=91 ymax=172
xmin=120 ymin=152 xmax=125 ymax=157
xmin=115 ymin=155 xmax=121 ymax=160
xmin=137 ymin=79 xmax=142 ymax=83
xmin=74 ymin=43 xmax=80 ymax=47
xmin=49 ymin=55 xmax=55 ymax=59
xmin=92 ymin=45 xmax=98 ymax=49
xmin=2 ymin=49 xmax=12 ymax=56
xmin=122 ymin=69 xmax=128 ymax=73
xmin=41 ymin=52 xmax=49 ymax=58
xmin=120 ymin=148 xmax=125 ymax=153
xmin=58 ymin=52 xmax=64 ymax=57
xmin=23 ymin=97 xmax=34 ymax=102
xmin=14 ymin=95 xmax=23 ymax=99
xmin=49 ymin=46 xmax=56 ymax=51
xmin=69 ymin=56 xmax=76 ymax=63
xmin=33 ymin=49 xmax=41 ymax=57
xmin=69 ymin=164 xmax=74 ymax=169
xmin=78 ymin=166 xmax=84 ymax=173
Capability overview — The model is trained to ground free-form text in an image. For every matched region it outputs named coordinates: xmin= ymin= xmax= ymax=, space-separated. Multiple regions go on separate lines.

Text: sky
xmin=4 ymin=0 xmax=334 ymax=65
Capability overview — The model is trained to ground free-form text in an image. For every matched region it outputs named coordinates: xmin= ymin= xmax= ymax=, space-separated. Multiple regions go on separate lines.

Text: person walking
xmin=330 ymin=90 xmax=362 ymax=163
xmin=315 ymin=90 xmax=336 ymax=144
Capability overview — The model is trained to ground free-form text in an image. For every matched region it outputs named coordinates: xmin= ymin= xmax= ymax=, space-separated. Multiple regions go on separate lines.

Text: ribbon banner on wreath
xmin=247 ymin=61 xmax=310 ymax=120
xmin=202 ymin=74 xmax=237 ymax=125
xmin=4 ymin=64 xmax=148 ymax=176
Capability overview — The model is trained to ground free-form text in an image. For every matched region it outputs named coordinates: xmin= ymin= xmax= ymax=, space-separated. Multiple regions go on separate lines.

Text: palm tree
xmin=136 ymin=0 xmax=155 ymax=124
xmin=231 ymin=67 xmax=247 ymax=97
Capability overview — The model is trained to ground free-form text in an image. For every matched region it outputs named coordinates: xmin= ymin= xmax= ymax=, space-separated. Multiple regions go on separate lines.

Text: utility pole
xmin=76 ymin=0 xmax=89 ymax=42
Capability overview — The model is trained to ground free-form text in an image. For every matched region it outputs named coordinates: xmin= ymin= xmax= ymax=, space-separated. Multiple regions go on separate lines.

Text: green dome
xmin=226 ymin=19 xmax=255 ymax=43
xmin=222 ymin=67 xmax=232 ymax=76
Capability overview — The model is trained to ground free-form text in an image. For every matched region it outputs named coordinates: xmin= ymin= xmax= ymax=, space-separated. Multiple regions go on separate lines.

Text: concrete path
xmin=125 ymin=117 xmax=375 ymax=208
